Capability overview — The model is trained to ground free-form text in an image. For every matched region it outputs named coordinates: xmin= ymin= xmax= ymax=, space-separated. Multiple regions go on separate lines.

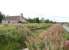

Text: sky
xmin=0 ymin=0 xmax=69 ymax=22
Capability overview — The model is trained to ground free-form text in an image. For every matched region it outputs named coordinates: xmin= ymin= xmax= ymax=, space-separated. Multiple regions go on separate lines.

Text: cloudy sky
xmin=0 ymin=0 xmax=69 ymax=22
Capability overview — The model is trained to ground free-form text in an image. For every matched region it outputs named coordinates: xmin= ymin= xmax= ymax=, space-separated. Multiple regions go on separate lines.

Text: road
xmin=63 ymin=24 xmax=69 ymax=32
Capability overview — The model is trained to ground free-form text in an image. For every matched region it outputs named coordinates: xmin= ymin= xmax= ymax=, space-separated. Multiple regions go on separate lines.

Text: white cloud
xmin=0 ymin=0 xmax=69 ymax=22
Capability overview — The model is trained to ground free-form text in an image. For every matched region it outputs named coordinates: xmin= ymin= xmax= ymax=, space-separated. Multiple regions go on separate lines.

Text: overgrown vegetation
xmin=0 ymin=23 xmax=52 ymax=50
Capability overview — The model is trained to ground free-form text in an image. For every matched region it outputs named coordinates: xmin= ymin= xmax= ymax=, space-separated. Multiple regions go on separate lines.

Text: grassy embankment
xmin=0 ymin=23 xmax=52 ymax=50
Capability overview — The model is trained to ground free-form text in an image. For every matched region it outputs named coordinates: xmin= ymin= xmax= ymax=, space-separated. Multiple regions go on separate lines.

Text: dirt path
xmin=39 ymin=24 xmax=64 ymax=50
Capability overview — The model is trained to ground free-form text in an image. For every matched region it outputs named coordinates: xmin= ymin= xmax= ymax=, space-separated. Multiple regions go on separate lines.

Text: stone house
xmin=2 ymin=13 xmax=27 ymax=24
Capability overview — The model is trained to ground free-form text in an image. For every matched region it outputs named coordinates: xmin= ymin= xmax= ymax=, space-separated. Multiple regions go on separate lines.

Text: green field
xmin=0 ymin=23 xmax=52 ymax=50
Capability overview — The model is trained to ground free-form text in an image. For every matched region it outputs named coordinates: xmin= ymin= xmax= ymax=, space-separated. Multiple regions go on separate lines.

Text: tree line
xmin=27 ymin=17 xmax=56 ymax=23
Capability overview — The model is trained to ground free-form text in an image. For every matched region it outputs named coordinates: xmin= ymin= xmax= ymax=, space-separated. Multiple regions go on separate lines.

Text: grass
xmin=63 ymin=31 xmax=69 ymax=40
xmin=0 ymin=23 xmax=52 ymax=50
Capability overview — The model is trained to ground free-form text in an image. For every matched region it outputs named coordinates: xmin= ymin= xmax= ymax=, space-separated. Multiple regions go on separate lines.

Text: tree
xmin=27 ymin=17 xmax=40 ymax=23
xmin=44 ymin=19 xmax=53 ymax=23
xmin=41 ymin=17 xmax=44 ymax=23
xmin=0 ymin=12 xmax=4 ymax=23
xmin=44 ymin=19 xmax=50 ymax=23
xmin=27 ymin=18 xmax=34 ymax=23
xmin=34 ymin=17 xmax=40 ymax=23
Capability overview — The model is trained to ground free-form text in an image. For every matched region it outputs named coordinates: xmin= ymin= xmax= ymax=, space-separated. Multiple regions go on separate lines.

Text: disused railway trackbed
xmin=39 ymin=24 xmax=64 ymax=50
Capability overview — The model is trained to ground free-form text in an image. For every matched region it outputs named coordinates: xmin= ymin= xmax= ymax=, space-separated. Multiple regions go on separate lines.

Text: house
xmin=2 ymin=13 xmax=27 ymax=24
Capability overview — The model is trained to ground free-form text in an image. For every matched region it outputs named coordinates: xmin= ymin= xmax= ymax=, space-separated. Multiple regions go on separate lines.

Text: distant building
xmin=2 ymin=13 xmax=27 ymax=24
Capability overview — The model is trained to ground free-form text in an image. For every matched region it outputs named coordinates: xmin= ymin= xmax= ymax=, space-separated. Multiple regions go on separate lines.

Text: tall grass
xmin=0 ymin=23 xmax=52 ymax=50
